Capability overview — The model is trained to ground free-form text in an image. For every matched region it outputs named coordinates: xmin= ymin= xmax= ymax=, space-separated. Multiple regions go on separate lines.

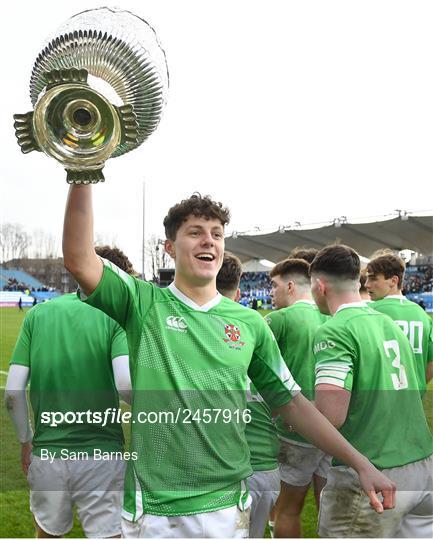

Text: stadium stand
xmin=238 ymin=264 xmax=433 ymax=312
xmin=0 ymin=268 xmax=45 ymax=291
xmin=0 ymin=267 xmax=60 ymax=306
xmin=404 ymin=264 xmax=433 ymax=311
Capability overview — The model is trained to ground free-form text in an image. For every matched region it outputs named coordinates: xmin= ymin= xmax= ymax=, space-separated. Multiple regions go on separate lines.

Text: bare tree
xmin=43 ymin=232 xmax=58 ymax=259
xmin=146 ymin=235 xmax=173 ymax=281
xmin=0 ymin=223 xmax=32 ymax=263
xmin=32 ymin=229 xmax=45 ymax=259
xmin=95 ymin=232 xmax=118 ymax=247
xmin=30 ymin=229 xmax=59 ymax=259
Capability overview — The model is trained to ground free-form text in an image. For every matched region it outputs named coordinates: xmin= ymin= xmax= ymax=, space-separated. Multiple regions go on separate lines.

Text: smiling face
xmin=164 ymin=215 xmax=225 ymax=287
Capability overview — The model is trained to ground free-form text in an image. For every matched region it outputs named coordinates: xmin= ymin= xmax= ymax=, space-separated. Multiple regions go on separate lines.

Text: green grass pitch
xmin=1 ymin=307 xmax=432 ymax=538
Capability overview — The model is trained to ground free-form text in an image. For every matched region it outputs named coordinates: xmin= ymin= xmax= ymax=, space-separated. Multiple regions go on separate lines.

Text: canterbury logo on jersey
xmin=166 ymin=316 xmax=188 ymax=332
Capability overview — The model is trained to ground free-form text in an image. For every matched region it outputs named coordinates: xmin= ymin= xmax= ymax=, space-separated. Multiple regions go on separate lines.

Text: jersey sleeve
xmin=313 ymin=324 xmax=354 ymax=391
xmin=110 ymin=323 xmax=129 ymax=360
xmin=10 ymin=313 xmax=32 ymax=368
xmin=248 ymin=315 xmax=300 ymax=410
xmin=80 ymin=258 xmax=154 ymax=330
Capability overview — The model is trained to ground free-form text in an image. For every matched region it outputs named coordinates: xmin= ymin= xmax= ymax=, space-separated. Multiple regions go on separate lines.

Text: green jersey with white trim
xmin=266 ymin=301 xmax=328 ymax=444
xmin=371 ymin=296 xmax=433 ymax=394
xmin=10 ymin=294 xmax=128 ymax=456
xmin=313 ymin=303 xmax=432 ymax=469
xmin=245 ymin=379 xmax=279 ymax=471
xmin=84 ymin=260 xmax=300 ymax=518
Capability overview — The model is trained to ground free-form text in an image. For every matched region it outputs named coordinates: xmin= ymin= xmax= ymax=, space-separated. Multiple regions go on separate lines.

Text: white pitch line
xmin=0 ymin=370 xmax=8 ymax=375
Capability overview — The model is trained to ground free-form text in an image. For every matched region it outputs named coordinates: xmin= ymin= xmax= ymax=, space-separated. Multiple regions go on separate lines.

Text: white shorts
xmin=27 ymin=455 xmax=125 ymax=538
xmin=318 ymin=455 xmax=433 ymax=538
xmin=248 ymin=468 xmax=280 ymax=538
xmin=278 ymin=440 xmax=332 ymax=487
xmin=121 ymin=505 xmax=250 ymax=538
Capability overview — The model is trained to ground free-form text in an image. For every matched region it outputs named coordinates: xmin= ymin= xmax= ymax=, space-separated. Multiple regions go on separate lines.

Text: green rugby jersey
xmin=245 ymin=379 xmax=279 ymax=471
xmin=371 ymin=295 xmax=433 ymax=394
xmin=313 ymin=302 xmax=432 ymax=469
xmin=265 ymin=301 xmax=328 ymax=444
xmin=84 ymin=259 xmax=300 ymax=518
xmin=10 ymin=294 xmax=128 ymax=456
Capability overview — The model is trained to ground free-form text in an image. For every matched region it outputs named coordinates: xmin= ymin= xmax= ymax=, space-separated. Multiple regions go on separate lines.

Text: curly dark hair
xmin=95 ymin=245 xmax=137 ymax=276
xmin=163 ymin=193 xmax=230 ymax=240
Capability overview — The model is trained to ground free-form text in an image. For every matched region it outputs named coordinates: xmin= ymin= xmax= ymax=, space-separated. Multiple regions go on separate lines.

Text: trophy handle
xmin=65 ymin=168 xmax=105 ymax=184
xmin=13 ymin=112 xmax=41 ymax=154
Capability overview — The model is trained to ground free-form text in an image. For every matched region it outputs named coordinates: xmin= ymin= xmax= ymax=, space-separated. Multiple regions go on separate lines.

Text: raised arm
xmin=62 ymin=184 xmax=103 ymax=295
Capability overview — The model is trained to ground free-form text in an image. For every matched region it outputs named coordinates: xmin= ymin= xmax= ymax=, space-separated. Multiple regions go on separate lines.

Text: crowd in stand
xmin=403 ymin=265 xmax=433 ymax=294
xmin=3 ymin=277 xmax=32 ymax=293
xmin=2 ymin=277 xmax=53 ymax=293
xmin=239 ymin=264 xmax=433 ymax=309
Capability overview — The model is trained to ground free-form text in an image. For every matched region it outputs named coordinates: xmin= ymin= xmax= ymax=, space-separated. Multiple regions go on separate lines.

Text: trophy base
xmin=66 ymin=169 xmax=105 ymax=184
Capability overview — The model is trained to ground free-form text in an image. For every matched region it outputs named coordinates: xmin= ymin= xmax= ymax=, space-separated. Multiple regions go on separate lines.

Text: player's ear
xmin=164 ymin=239 xmax=175 ymax=259
xmin=235 ymin=288 xmax=241 ymax=302
xmin=316 ymin=277 xmax=326 ymax=294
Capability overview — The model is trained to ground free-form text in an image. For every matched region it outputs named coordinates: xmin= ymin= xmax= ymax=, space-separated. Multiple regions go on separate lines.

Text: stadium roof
xmin=225 ymin=212 xmax=433 ymax=263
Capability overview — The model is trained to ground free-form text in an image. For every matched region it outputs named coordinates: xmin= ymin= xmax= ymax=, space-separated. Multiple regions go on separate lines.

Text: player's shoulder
xmin=264 ymin=307 xmax=285 ymax=322
xmin=30 ymin=293 xmax=76 ymax=313
xmin=374 ymin=296 xmax=427 ymax=314
xmin=218 ymin=297 xmax=269 ymax=328
xmin=289 ymin=301 xmax=324 ymax=319
xmin=401 ymin=297 xmax=430 ymax=315
xmin=323 ymin=304 xmax=383 ymax=331
xmin=219 ymin=296 xmax=261 ymax=317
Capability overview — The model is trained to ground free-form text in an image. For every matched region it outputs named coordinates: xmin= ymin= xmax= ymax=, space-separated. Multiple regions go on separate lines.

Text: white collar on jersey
xmin=168 ymin=283 xmax=222 ymax=312
xmin=384 ymin=294 xmax=405 ymax=300
xmin=336 ymin=301 xmax=369 ymax=313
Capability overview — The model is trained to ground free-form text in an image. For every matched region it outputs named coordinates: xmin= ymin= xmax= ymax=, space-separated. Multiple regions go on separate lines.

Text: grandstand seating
xmin=0 ymin=267 xmax=46 ymax=290
xmin=239 ymin=264 xmax=433 ymax=311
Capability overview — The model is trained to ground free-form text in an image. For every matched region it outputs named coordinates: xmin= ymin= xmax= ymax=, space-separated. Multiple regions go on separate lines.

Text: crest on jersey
xmin=223 ymin=324 xmax=245 ymax=348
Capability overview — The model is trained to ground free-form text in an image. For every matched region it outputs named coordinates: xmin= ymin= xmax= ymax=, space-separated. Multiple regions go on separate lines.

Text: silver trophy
xmin=13 ymin=7 xmax=169 ymax=183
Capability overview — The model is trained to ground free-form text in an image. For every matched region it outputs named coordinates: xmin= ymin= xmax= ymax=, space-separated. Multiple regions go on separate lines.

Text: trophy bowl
xmin=13 ymin=7 xmax=169 ymax=183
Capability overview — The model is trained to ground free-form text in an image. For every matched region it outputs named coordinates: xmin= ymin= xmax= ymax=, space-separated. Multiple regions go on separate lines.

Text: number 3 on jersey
xmin=383 ymin=340 xmax=409 ymax=390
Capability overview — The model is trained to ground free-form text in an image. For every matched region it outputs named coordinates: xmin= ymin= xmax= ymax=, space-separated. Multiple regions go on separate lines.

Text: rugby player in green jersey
xmin=310 ymin=244 xmax=433 ymax=538
xmin=266 ymin=258 xmax=330 ymax=538
xmin=217 ymin=252 xmax=280 ymax=538
xmin=366 ymin=253 xmax=433 ymax=391
xmin=63 ymin=187 xmax=395 ymax=538
xmin=5 ymin=246 xmax=135 ymax=539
